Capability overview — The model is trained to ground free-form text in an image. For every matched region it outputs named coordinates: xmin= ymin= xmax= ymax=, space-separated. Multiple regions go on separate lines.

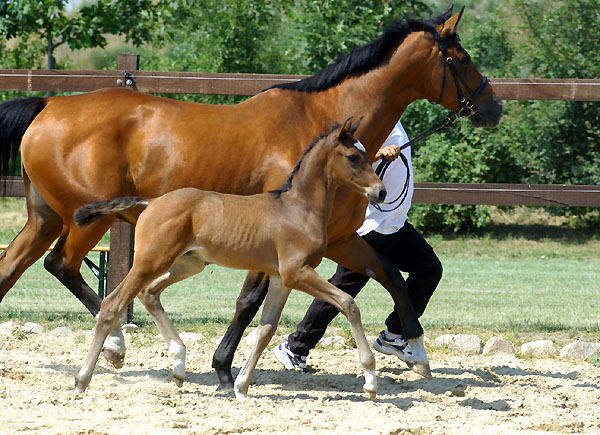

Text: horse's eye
xmin=346 ymin=154 xmax=359 ymax=164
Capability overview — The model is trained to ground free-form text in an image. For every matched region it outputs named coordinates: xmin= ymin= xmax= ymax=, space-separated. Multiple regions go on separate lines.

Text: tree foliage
xmin=0 ymin=0 xmax=166 ymax=69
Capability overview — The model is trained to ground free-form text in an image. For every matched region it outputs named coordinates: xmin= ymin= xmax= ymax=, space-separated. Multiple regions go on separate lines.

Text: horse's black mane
xmin=267 ymin=13 xmax=448 ymax=94
xmin=269 ymin=123 xmax=342 ymax=199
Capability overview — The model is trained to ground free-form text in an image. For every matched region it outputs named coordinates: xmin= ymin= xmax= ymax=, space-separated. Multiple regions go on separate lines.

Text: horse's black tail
xmin=0 ymin=97 xmax=48 ymax=179
xmin=74 ymin=197 xmax=149 ymax=227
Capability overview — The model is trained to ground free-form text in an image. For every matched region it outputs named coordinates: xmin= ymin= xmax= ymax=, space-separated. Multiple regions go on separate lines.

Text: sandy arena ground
xmin=1 ymin=328 xmax=599 ymax=434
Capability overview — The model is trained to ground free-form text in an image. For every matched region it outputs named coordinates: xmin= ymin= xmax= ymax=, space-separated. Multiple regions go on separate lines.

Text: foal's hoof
xmin=173 ymin=375 xmax=185 ymax=388
xmin=74 ymin=376 xmax=88 ymax=394
xmin=409 ymin=361 xmax=433 ymax=380
xmin=102 ymin=348 xmax=125 ymax=369
xmin=233 ymin=383 xmax=248 ymax=402
xmin=363 ymin=386 xmax=377 ymax=401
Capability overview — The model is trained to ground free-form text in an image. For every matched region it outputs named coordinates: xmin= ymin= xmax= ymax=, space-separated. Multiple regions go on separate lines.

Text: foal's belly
xmin=185 ymin=245 xmax=280 ymax=277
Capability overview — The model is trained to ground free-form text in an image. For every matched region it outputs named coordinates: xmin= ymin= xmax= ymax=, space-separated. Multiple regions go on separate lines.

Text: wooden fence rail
xmin=3 ymin=177 xmax=600 ymax=207
xmin=1 ymin=69 xmax=599 ymax=100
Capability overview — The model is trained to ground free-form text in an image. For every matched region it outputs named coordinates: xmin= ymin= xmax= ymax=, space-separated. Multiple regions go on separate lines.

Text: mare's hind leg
xmin=0 ymin=177 xmax=62 ymax=300
xmin=136 ymin=251 xmax=206 ymax=386
xmin=234 ymin=276 xmax=291 ymax=401
xmin=44 ymin=218 xmax=112 ymax=317
xmin=212 ymin=270 xmax=269 ymax=391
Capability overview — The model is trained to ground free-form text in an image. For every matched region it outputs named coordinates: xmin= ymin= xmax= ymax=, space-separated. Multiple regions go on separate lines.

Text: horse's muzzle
xmin=471 ymin=97 xmax=503 ymax=128
xmin=367 ymin=186 xmax=387 ymax=205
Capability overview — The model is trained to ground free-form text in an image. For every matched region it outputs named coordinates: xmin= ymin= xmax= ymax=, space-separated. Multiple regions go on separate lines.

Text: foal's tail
xmin=74 ymin=197 xmax=149 ymax=227
xmin=0 ymin=97 xmax=48 ymax=179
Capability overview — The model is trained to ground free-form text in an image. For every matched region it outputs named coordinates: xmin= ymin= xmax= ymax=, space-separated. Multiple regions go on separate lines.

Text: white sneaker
xmin=373 ymin=331 xmax=432 ymax=379
xmin=273 ymin=341 xmax=307 ymax=371
xmin=372 ymin=330 xmax=414 ymax=362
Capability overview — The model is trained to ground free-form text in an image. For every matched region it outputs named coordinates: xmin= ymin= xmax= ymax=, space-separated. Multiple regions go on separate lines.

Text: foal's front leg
xmin=281 ymin=264 xmax=377 ymax=400
xmin=234 ymin=276 xmax=291 ymax=401
xmin=326 ymin=233 xmax=431 ymax=380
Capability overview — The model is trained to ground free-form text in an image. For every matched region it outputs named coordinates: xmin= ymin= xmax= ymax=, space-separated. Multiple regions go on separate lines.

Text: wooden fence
xmin=1 ymin=54 xmax=599 ymax=313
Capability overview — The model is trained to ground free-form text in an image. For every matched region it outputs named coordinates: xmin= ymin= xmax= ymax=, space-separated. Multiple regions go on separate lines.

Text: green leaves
xmin=0 ymin=0 xmax=167 ymax=68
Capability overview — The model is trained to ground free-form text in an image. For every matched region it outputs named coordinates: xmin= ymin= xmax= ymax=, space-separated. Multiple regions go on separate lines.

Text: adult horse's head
xmin=420 ymin=6 xmax=502 ymax=127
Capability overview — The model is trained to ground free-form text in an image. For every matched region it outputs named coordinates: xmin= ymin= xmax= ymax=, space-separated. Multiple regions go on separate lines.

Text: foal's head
xmin=327 ymin=118 xmax=386 ymax=205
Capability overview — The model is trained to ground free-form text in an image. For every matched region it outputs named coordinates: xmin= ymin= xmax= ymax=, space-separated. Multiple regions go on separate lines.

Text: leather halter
xmin=431 ymin=29 xmax=488 ymax=118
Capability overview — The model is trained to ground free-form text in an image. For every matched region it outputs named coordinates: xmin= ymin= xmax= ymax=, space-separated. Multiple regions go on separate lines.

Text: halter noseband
xmin=432 ymin=29 xmax=488 ymax=118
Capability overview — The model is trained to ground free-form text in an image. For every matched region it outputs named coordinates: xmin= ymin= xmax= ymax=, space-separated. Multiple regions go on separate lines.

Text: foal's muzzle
xmin=367 ymin=186 xmax=387 ymax=205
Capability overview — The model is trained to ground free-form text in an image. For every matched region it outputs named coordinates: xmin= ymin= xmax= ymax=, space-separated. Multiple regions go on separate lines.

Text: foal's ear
xmin=338 ymin=116 xmax=362 ymax=140
xmin=436 ymin=6 xmax=464 ymax=38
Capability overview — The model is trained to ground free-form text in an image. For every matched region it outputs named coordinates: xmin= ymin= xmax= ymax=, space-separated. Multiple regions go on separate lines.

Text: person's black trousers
xmin=288 ymin=222 xmax=442 ymax=356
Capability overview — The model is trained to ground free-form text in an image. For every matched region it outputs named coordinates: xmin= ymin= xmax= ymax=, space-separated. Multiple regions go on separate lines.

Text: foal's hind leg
xmin=234 ymin=276 xmax=291 ymax=401
xmin=212 ymin=270 xmax=269 ymax=391
xmin=75 ymin=266 xmax=156 ymax=393
xmin=136 ymin=252 xmax=206 ymax=386
xmin=0 ymin=178 xmax=62 ymax=300
xmin=43 ymin=218 xmax=125 ymax=367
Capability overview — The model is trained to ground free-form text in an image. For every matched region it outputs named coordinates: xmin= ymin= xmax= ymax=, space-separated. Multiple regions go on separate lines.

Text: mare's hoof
xmin=216 ymin=382 xmax=234 ymax=393
xmin=102 ymin=348 xmax=125 ymax=369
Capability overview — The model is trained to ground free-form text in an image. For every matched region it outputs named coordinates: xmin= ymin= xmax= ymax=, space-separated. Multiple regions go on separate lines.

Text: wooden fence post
xmin=107 ymin=54 xmax=140 ymax=323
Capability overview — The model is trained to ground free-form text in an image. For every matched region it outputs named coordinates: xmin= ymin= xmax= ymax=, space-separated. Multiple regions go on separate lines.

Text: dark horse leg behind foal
xmin=212 ymin=270 xmax=270 ymax=390
xmin=212 ymin=234 xmax=425 ymax=391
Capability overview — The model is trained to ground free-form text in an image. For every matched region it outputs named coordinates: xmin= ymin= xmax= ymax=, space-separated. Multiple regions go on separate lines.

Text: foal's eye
xmin=346 ymin=154 xmax=359 ymax=164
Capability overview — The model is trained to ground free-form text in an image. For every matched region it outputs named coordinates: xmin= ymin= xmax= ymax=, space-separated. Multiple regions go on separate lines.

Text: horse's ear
xmin=349 ymin=116 xmax=363 ymax=134
xmin=441 ymin=5 xmax=453 ymax=21
xmin=338 ymin=117 xmax=354 ymax=139
xmin=436 ymin=6 xmax=464 ymax=38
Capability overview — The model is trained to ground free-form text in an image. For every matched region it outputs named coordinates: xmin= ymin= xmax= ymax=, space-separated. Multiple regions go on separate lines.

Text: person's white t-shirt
xmin=357 ymin=121 xmax=413 ymax=236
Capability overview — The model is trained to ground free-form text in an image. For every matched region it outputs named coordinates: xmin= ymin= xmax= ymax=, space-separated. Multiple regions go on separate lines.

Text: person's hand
xmin=375 ymin=145 xmax=402 ymax=161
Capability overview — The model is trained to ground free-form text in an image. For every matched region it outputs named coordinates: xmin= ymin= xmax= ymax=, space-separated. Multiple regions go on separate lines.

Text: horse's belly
xmin=187 ymin=245 xmax=279 ymax=276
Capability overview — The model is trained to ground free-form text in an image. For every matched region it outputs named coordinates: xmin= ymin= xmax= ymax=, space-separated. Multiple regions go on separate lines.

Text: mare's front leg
xmin=326 ymin=233 xmax=431 ymax=380
xmin=234 ymin=276 xmax=290 ymax=401
xmin=281 ymin=265 xmax=377 ymax=399
xmin=212 ymin=270 xmax=269 ymax=391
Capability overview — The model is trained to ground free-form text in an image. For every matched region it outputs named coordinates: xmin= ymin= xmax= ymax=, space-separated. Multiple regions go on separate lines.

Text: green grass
xmin=1 ymin=198 xmax=599 ymax=343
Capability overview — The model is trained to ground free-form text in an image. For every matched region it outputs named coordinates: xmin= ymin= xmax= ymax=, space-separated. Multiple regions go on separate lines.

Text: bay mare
xmin=73 ymin=120 xmax=385 ymax=400
xmin=0 ymin=7 xmax=501 ymax=390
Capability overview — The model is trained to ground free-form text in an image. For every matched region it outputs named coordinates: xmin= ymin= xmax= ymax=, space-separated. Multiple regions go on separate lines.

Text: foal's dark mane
xmin=267 ymin=13 xmax=448 ymax=94
xmin=268 ymin=123 xmax=343 ymax=199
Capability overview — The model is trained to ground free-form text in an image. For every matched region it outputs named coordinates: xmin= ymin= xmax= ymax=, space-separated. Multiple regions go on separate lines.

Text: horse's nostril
xmin=378 ymin=188 xmax=387 ymax=203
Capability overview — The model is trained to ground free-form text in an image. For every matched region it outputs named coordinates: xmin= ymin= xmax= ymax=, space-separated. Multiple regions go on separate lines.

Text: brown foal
xmin=73 ymin=119 xmax=386 ymax=400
